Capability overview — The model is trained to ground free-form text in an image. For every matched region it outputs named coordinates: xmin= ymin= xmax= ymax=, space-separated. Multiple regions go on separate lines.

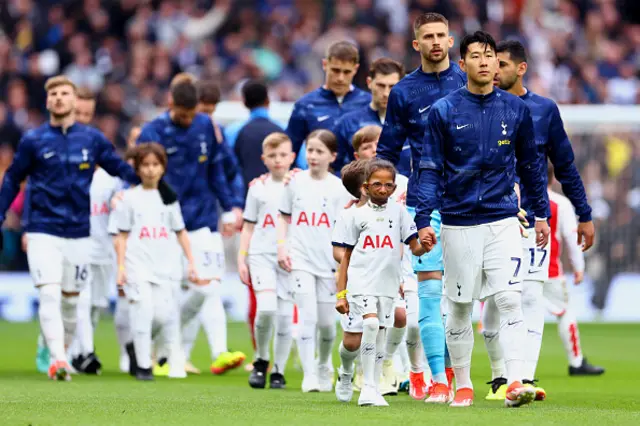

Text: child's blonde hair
xmin=262 ymin=132 xmax=292 ymax=152
xmin=352 ymin=125 xmax=381 ymax=152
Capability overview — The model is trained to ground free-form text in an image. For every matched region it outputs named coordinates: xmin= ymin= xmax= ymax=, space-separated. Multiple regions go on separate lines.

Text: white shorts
xmin=401 ymin=246 xmax=418 ymax=293
xmin=544 ymin=277 xmax=570 ymax=316
xmin=248 ymin=253 xmax=292 ymax=301
xmin=184 ymin=228 xmax=225 ymax=281
xmin=442 ymin=217 xmax=523 ymax=303
xmin=90 ymin=263 xmax=114 ymax=308
xmin=404 ymin=289 xmax=418 ymax=318
xmin=26 ymin=233 xmax=92 ymax=292
xmin=341 ymin=293 xmax=404 ymax=332
xmin=351 ymin=295 xmax=395 ymax=327
xmin=521 ymin=228 xmax=550 ymax=282
xmin=290 ymin=269 xmax=336 ymax=304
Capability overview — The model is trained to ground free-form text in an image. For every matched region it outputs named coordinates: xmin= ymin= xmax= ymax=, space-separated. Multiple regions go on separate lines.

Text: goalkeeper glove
xmin=158 ymin=179 xmax=178 ymax=205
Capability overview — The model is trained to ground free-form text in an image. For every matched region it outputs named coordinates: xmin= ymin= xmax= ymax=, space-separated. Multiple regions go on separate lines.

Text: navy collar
xmin=416 ymin=61 xmax=457 ymax=78
xmin=461 ymin=86 xmax=498 ymax=104
xmin=47 ymin=122 xmax=79 ymax=133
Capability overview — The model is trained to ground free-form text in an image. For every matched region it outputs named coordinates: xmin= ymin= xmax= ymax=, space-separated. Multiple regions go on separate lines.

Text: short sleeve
xmin=332 ymin=210 xmax=349 ymax=247
xmin=400 ymin=207 xmax=418 ymax=244
xmin=107 ymin=208 xmax=119 ymax=235
xmin=279 ymin=179 xmax=294 ymax=215
xmin=243 ymin=184 xmax=259 ymax=223
xmin=169 ymin=202 xmax=185 ymax=232
xmin=114 ymin=194 xmax=133 ymax=232
xmin=342 ymin=210 xmax=359 ymax=249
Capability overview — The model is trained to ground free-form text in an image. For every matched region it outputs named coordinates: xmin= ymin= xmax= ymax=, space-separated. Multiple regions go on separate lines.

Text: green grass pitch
xmin=0 ymin=321 xmax=638 ymax=425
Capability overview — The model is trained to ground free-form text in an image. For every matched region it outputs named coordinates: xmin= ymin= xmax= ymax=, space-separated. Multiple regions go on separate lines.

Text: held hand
xmin=418 ymin=227 xmax=437 ymax=252
xmin=232 ymin=207 xmax=243 ymax=231
xmin=335 ymin=298 xmax=349 ymax=315
xmin=238 ymin=260 xmax=252 ymax=286
xmin=248 ymin=173 xmax=269 ymax=188
xmin=221 ymin=222 xmax=234 ymax=237
xmin=187 ymin=262 xmax=199 ymax=283
xmin=574 ymin=270 xmax=584 ymax=285
xmin=535 ymin=220 xmax=550 ymax=248
xmin=277 ymin=246 xmax=292 ymax=272
xmin=283 ymin=168 xmax=301 ymax=186
xmin=577 ymin=221 xmax=595 ymax=252
xmin=111 ymin=191 xmax=125 ymax=210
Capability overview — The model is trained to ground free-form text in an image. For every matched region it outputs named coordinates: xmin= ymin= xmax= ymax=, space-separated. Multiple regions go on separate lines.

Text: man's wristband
xmin=336 ymin=290 xmax=348 ymax=300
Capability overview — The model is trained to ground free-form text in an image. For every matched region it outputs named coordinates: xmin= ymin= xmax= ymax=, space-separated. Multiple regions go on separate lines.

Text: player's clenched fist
xmin=418 ymin=226 xmax=437 ymax=252
xmin=535 ymin=219 xmax=550 ymax=248
xmin=335 ymin=297 xmax=349 ymax=315
xmin=277 ymin=245 xmax=292 ymax=272
xmin=577 ymin=220 xmax=595 ymax=252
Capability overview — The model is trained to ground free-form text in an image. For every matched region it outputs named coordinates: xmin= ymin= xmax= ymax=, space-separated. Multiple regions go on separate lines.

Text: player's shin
xmin=180 ymin=283 xmax=211 ymax=326
xmin=557 ymin=307 xmax=583 ymax=368
xmin=293 ymin=293 xmax=317 ymax=377
xmin=445 ymin=300 xmax=474 ymax=391
xmin=129 ymin=292 xmax=154 ymax=371
xmin=482 ymin=297 xmax=506 ymax=380
xmin=61 ymin=293 xmax=80 ymax=352
xmin=114 ymin=296 xmax=131 ymax=372
xmin=339 ymin=339 xmax=359 ymax=374
xmin=200 ymin=285 xmax=228 ymax=359
xmin=273 ymin=299 xmax=294 ymax=374
xmin=181 ymin=315 xmax=200 ymax=361
xmin=76 ymin=288 xmax=94 ymax=357
xmin=317 ymin=302 xmax=336 ymax=367
xmin=374 ymin=326 xmax=387 ymax=388
xmin=494 ymin=291 xmax=527 ymax=385
xmin=361 ymin=317 xmax=379 ymax=388
xmin=521 ymin=281 xmax=545 ymax=380
xmin=38 ymin=284 xmax=66 ymax=363
xmin=419 ymin=279 xmax=447 ymax=384
xmin=254 ymin=291 xmax=277 ymax=361
xmin=385 ymin=325 xmax=405 ymax=361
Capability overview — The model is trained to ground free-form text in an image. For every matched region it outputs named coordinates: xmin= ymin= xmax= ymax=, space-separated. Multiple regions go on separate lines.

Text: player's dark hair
xmin=242 ymin=80 xmax=269 ymax=110
xmin=307 ymin=129 xmax=338 ymax=154
xmin=413 ymin=13 xmax=448 ymax=35
xmin=368 ymin=57 xmax=405 ymax=79
xmin=326 ymin=41 xmax=360 ymax=64
xmin=197 ymin=80 xmax=221 ymax=105
xmin=131 ymin=142 xmax=168 ymax=173
xmin=365 ymin=158 xmax=396 ymax=183
xmin=171 ymin=81 xmax=198 ymax=109
xmin=352 ymin=125 xmax=381 ymax=152
xmin=496 ymin=40 xmax=528 ymax=64
xmin=341 ymin=160 xmax=368 ymax=199
xmin=460 ymin=31 xmax=497 ymax=59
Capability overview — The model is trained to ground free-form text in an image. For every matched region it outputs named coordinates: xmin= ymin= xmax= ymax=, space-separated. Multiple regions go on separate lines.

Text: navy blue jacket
xmin=0 ymin=122 xmax=137 ymax=238
xmin=214 ymin=123 xmax=244 ymax=208
xmin=286 ymin=86 xmax=371 ymax=156
xmin=519 ymin=90 xmax=592 ymax=225
xmin=416 ymin=88 xmax=548 ymax=228
xmin=137 ymin=112 xmax=238 ymax=232
xmin=377 ymin=63 xmax=467 ymax=207
xmin=332 ymin=105 xmax=412 ymax=176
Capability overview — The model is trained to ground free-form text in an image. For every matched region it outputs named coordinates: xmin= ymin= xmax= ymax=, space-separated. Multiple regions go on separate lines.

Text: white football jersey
xmin=280 ymin=171 xmax=352 ymax=278
xmin=90 ymin=168 xmax=123 ymax=264
xmin=114 ymin=186 xmax=184 ymax=286
xmin=392 ymin=174 xmax=408 ymax=204
xmin=331 ymin=207 xmax=355 ymax=248
xmin=393 ymin=174 xmax=417 ymax=291
xmin=244 ymin=177 xmax=284 ymax=256
xmin=343 ymin=200 xmax=418 ymax=298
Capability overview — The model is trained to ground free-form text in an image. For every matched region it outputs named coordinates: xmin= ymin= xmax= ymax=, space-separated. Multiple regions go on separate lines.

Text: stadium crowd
xmin=1 ymin=0 xmax=640 ymax=313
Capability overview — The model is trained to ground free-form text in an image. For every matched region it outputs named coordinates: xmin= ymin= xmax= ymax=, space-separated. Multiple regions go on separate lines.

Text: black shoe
xmin=80 ymin=352 xmax=102 ymax=375
xmin=125 ymin=342 xmax=138 ymax=377
xmin=270 ymin=372 xmax=286 ymax=389
xmin=486 ymin=377 xmax=508 ymax=395
xmin=569 ymin=358 xmax=605 ymax=376
xmin=249 ymin=359 xmax=269 ymax=389
xmin=136 ymin=367 xmax=154 ymax=381
xmin=71 ymin=355 xmax=85 ymax=373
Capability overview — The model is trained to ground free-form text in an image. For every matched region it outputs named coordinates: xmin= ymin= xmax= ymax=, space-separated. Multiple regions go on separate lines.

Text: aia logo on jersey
xmin=139 ymin=226 xmax=169 ymax=239
xmin=91 ymin=202 xmax=109 ymax=216
xmin=262 ymin=214 xmax=277 ymax=228
xmin=296 ymin=212 xmax=330 ymax=227
xmin=362 ymin=235 xmax=393 ymax=249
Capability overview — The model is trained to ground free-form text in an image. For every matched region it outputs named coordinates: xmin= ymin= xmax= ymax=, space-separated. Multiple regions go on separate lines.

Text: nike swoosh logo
xmin=166 ymin=147 xmax=178 ymax=154
xmin=44 ymin=152 xmax=55 ymax=159
xmin=528 ymin=269 xmax=538 ymax=274
xmin=456 ymin=124 xmax=470 ymax=130
xmin=508 ymin=320 xmax=523 ymax=326
xmin=508 ymin=280 xmax=519 ymax=285
xmin=418 ymin=105 xmax=431 ymax=113
xmin=317 ymin=115 xmax=330 ymax=122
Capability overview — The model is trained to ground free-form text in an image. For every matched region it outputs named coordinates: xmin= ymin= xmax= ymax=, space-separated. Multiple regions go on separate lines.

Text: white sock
xmin=375 ymin=327 xmax=386 ymax=387
xmin=494 ymin=291 xmax=527 ymax=384
xmin=361 ymin=317 xmax=379 ymax=388
xmin=180 ymin=284 xmax=209 ymax=326
xmin=200 ymin=282 xmax=228 ymax=359
xmin=293 ymin=293 xmax=317 ymax=376
xmin=38 ymin=284 xmax=65 ymax=363
xmin=557 ymin=308 xmax=583 ymax=368
xmin=130 ymin=285 xmax=154 ymax=370
xmin=521 ymin=281 xmax=544 ymax=380
xmin=445 ymin=299 xmax=474 ymax=390
xmin=76 ymin=288 xmax=93 ymax=356
xmin=181 ymin=315 xmax=200 ymax=360
xmin=482 ymin=297 xmax=505 ymax=379
xmin=317 ymin=302 xmax=336 ymax=367
xmin=339 ymin=341 xmax=358 ymax=375
xmin=154 ymin=295 xmax=185 ymax=377
xmin=396 ymin=339 xmax=410 ymax=373
xmin=385 ymin=326 xmax=405 ymax=360
xmin=255 ymin=309 xmax=275 ymax=361
xmin=273 ymin=299 xmax=293 ymax=374
xmin=114 ymin=296 xmax=131 ymax=353
xmin=61 ymin=295 xmax=79 ymax=351
xmin=91 ymin=305 xmax=101 ymax=330
xmin=405 ymin=324 xmax=424 ymax=373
